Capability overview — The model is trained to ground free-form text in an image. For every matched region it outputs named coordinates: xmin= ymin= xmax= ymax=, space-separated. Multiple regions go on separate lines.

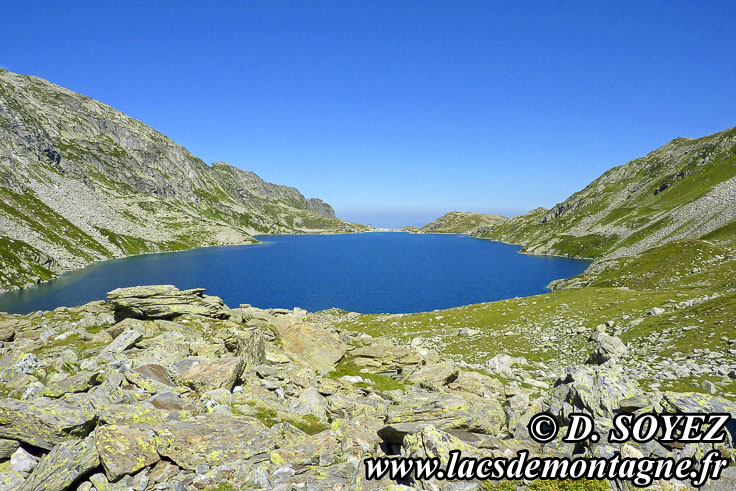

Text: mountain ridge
xmin=419 ymin=126 xmax=736 ymax=264
xmin=0 ymin=68 xmax=367 ymax=292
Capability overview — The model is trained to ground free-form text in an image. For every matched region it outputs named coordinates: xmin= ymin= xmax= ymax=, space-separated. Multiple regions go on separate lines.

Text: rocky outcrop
xmin=107 ymin=285 xmax=229 ymax=320
xmin=0 ymin=286 xmax=731 ymax=489
xmin=0 ymin=68 xmax=367 ymax=292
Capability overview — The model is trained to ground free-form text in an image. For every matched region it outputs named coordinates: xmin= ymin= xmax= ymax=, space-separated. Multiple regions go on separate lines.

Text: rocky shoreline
xmin=0 ymin=285 xmax=732 ymax=490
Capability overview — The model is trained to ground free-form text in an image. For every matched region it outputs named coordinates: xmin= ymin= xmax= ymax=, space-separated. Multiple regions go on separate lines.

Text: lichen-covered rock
xmin=543 ymin=364 xmax=644 ymax=421
xmin=586 ymin=332 xmax=628 ymax=365
xmin=178 ymin=356 xmax=244 ymax=392
xmin=96 ymin=424 xmax=160 ymax=481
xmin=20 ymin=436 xmax=99 ymax=491
xmin=42 ymin=371 xmax=99 ymax=398
xmin=350 ymin=344 xmax=428 ymax=375
xmin=447 ymin=370 xmax=504 ymax=398
xmin=235 ymin=327 xmax=266 ymax=367
xmin=107 ymin=285 xmax=229 ymax=320
xmin=101 ymin=328 xmax=142 ymax=354
xmin=153 ymin=413 xmax=274 ymax=470
xmin=275 ymin=321 xmax=346 ymax=372
xmin=0 ymin=398 xmax=96 ymax=449
xmin=290 ymin=386 xmax=328 ymax=422
xmin=0 ymin=438 xmax=19 ymax=458
xmin=406 ymin=361 xmax=459 ymax=387
xmin=387 ymin=390 xmax=505 ymax=434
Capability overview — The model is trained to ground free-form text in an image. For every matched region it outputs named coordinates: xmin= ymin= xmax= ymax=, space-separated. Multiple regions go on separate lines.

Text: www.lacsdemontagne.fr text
xmin=364 ymin=449 xmax=729 ymax=487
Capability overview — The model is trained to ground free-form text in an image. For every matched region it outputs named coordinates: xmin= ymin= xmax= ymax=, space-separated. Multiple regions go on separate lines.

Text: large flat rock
xmin=0 ymin=398 xmax=97 ymax=450
xmin=153 ymin=413 xmax=274 ymax=470
xmin=275 ymin=321 xmax=346 ymax=372
xmin=107 ymin=285 xmax=228 ymax=320
xmin=96 ymin=424 xmax=160 ymax=481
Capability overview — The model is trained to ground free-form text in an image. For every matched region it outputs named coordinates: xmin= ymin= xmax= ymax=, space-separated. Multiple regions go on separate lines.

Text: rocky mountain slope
xmin=419 ymin=211 xmax=505 ymax=234
xmin=0 ymin=69 xmax=368 ymax=292
xmin=0 ymin=285 xmax=733 ymax=490
xmin=444 ymin=126 xmax=736 ymax=261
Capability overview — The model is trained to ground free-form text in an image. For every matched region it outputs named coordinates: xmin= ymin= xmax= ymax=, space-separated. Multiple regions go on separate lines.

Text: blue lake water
xmin=0 ymin=233 xmax=590 ymax=315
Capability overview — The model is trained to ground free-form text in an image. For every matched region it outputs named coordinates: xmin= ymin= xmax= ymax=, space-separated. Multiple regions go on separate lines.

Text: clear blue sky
xmin=2 ymin=2 xmax=735 ymax=227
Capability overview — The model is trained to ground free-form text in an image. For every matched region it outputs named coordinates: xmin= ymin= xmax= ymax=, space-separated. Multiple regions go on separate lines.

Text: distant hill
xmin=420 ymin=211 xmax=506 ymax=234
xmin=472 ymin=126 xmax=736 ymax=259
xmin=0 ymin=69 xmax=369 ymax=291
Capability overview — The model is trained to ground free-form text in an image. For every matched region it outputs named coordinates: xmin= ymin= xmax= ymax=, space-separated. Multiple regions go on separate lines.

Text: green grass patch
xmin=237 ymin=402 xmax=329 ymax=435
xmin=549 ymin=233 xmax=619 ymax=258
xmin=329 ymin=357 xmax=407 ymax=392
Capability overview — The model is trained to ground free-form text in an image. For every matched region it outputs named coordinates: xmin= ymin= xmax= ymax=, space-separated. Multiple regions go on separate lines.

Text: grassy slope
xmin=473 ymin=127 xmax=736 ymax=259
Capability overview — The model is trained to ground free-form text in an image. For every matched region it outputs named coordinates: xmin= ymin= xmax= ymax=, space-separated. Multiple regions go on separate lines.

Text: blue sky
xmin=2 ymin=2 xmax=735 ymax=227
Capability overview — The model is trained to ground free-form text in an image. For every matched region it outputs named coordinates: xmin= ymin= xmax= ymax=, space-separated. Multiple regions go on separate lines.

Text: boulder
xmin=20 ymin=436 xmax=99 ymax=491
xmin=235 ymin=327 xmax=266 ymax=367
xmin=101 ymin=328 xmax=142 ymax=353
xmin=350 ymin=344 xmax=428 ymax=375
xmin=275 ymin=322 xmax=346 ymax=372
xmin=42 ymin=371 xmax=99 ymax=398
xmin=178 ymin=356 xmax=244 ymax=392
xmin=0 ymin=398 xmax=96 ymax=449
xmin=0 ymin=438 xmax=19 ymax=459
xmin=387 ymin=390 xmax=505 ymax=434
xmin=153 ymin=413 xmax=274 ymax=470
xmin=10 ymin=447 xmax=38 ymax=476
xmin=543 ymin=364 xmax=643 ymax=421
xmin=290 ymin=386 xmax=328 ymax=422
xmin=586 ymin=332 xmax=628 ymax=365
xmin=107 ymin=285 xmax=228 ymax=320
xmin=96 ymin=424 xmax=160 ymax=481
xmin=406 ymin=361 xmax=459 ymax=386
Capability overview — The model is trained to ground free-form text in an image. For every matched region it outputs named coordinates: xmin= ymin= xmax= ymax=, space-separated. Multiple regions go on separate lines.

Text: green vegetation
xmin=329 ymin=357 xmax=407 ymax=391
xmin=0 ymin=188 xmax=112 ymax=261
xmin=95 ymin=227 xmax=152 ymax=255
xmin=546 ymin=233 xmax=619 ymax=258
xmin=337 ymin=287 xmax=692 ymax=367
xmin=237 ymin=402 xmax=330 ymax=435
xmin=0 ymin=237 xmax=55 ymax=289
